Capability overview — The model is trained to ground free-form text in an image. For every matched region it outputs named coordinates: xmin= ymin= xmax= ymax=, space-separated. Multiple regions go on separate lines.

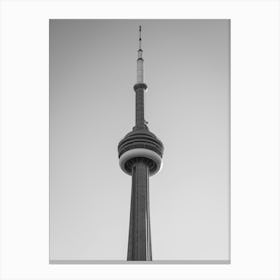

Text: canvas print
xmin=49 ymin=19 xmax=230 ymax=263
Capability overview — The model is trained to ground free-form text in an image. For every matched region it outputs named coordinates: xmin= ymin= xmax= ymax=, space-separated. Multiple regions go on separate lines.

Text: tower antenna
xmin=138 ymin=25 xmax=142 ymax=50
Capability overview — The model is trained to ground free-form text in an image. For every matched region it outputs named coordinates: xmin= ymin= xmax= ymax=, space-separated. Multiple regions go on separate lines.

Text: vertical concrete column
xmin=135 ymin=88 xmax=145 ymax=128
xmin=127 ymin=159 xmax=152 ymax=261
xmin=137 ymin=57 xmax=144 ymax=83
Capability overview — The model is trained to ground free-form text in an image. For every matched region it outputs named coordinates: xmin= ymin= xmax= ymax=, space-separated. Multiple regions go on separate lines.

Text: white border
xmin=0 ymin=0 xmax=279 ymax=279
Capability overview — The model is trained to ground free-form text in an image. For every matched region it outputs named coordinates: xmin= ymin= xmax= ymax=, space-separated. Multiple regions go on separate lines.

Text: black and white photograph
xmin=1 ymin=0 xmax=279 ymax=279
xmin=50 ymin=19 xmax=230 ymax=263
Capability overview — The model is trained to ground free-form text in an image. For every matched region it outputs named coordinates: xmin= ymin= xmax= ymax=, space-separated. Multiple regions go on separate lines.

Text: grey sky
xmin=50 ymin=19 xmax=230 ymax=262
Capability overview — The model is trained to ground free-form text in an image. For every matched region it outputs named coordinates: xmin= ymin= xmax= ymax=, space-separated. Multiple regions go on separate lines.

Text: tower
xmin=118 ymin=26 xmax=164 ymax=261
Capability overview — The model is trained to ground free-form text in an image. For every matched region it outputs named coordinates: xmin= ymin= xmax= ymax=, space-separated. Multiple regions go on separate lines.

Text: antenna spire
xmin=138 ymin=25 xmax=142 ymax=50
xmin=137 ymin=25 xmax=144 ymax=83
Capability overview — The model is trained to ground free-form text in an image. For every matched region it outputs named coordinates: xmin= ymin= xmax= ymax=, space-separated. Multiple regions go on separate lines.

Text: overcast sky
xmin=50 ymin=19 xmax=230 ymax=262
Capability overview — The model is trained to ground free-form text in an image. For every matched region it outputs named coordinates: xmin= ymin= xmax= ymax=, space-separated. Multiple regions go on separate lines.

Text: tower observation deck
xmin=118 ymin=26 xmax=164 ymax=261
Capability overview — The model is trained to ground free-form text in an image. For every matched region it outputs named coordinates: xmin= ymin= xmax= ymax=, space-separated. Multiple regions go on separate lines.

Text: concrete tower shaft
xmin=134 ymin=83 xmax=147 ymax=129
xmin=127 ymin=159 xmax=152 ymax=260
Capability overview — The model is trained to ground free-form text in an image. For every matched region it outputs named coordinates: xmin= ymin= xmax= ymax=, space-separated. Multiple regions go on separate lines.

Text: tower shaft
xmin=127 ymin=159 xmax=152 ymax=260
xmin=135 ymin=87 xmax=145 ymax=128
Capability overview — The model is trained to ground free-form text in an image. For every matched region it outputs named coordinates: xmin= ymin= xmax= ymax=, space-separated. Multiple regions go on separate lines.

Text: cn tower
xmin=118 ymin=26 xmax=164 ymax=261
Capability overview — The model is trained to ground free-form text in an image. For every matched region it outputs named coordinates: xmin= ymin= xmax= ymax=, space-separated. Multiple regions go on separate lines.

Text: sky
xmin=49 ymin=19 xmax=230 ymax=262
